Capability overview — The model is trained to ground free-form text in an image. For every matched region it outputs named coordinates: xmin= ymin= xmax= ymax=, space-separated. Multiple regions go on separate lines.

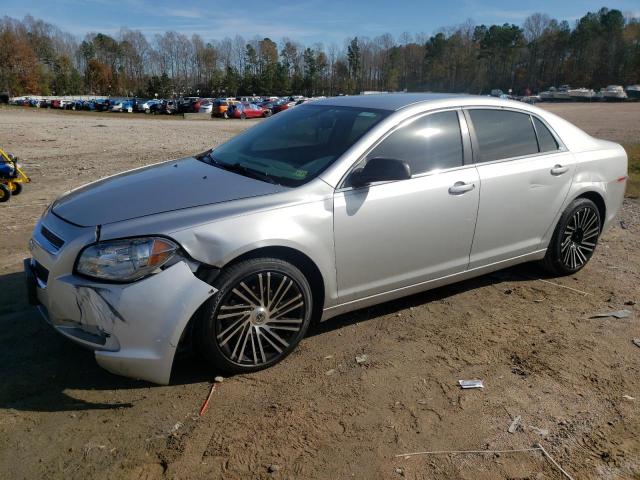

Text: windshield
xmin=200 ymin=104 xmax=389 ymax=187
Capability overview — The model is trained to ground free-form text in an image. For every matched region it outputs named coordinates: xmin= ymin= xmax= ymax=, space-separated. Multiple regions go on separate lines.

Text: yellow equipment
xmin=0 ymin=147 xmax=31 ymax=202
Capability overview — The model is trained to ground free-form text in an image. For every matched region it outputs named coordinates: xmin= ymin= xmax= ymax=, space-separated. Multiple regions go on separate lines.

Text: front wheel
xmin=8 ymin=182 xmax=22 ymax=195
xmin=541 ymin=198 xmax=601 ymax=275
xmin=197 ymin=258 xmax=313 ymax=374
xmin=0 ymin=184 xmax=11 ymax=202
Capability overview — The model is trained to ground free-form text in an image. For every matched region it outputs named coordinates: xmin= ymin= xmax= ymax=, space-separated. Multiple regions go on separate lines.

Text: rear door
xmin=465 ymin=108 xmax=575 ymax=268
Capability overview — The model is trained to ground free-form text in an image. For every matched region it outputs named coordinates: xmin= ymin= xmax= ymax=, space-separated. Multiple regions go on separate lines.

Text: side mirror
xmin=350 ymin=157 xmax=411 ymax=188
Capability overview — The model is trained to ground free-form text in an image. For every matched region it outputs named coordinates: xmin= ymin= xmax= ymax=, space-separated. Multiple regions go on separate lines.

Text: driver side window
xmin=366 ymin=110 xmax=463 ymax=175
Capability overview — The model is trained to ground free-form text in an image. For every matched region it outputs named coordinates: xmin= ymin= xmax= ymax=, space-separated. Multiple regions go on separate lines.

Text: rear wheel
xmin=197 ymin=258 xmax=313 ymax=374
xmin=0 ymin=184 xmax=11 ymax=202
xmin=541 ymin=198 xmax=601 ymax=275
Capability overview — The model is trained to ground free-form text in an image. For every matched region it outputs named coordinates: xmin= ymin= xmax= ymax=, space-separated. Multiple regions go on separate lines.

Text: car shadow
xmin=0 ymin=271 xmax=223 ymax=413
xmin=0 ymin=262 xmax=552 ymax=413
xmin=308 ymin=262 xmax=554 ymax=337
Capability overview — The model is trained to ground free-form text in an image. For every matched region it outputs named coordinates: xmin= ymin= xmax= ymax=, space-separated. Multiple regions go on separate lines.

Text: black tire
xmin=223 ymin=111 xmax=229 ymax=119
xmin=196 ymin=258 xmax=313 ymax=374
xmin=0 ymin=184 xmax=10 ymax=202
xmin=541 ymin=198 xmax=601 ymax=275
xmin=9 ymin=182 xmax=22 ymax=195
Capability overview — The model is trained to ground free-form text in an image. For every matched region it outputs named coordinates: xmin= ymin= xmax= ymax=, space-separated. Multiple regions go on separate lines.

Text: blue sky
xmin=4 ymin=0 xmax=640 ymax=44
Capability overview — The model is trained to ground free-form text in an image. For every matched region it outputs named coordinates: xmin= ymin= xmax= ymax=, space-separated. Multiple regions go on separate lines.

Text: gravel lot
xmin=0 ymin=103 xmax=639 ymax=480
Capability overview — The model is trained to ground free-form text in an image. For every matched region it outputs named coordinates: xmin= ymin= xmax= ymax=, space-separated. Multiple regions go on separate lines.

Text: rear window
xmin=533 ymin=117 xmax=559 ymax=152
xmin=469 ymin=109 xmax=538 ymax=162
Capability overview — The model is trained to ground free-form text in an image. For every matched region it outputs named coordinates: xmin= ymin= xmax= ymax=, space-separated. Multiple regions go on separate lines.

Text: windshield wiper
xmin=228 ymin=163 xmax=279 ymax=185
xmin=198 ymin=150 xmax=278 ymax=185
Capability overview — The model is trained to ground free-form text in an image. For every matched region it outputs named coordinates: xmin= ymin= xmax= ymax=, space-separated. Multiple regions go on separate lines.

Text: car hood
xmin=52 ymin=157 xmax=287 ymax=227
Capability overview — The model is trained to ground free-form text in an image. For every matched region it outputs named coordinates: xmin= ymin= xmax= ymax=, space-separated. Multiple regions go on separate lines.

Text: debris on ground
xmin=622 ymin=395 xmax=635 ymax=401
xmin=537 ymin=278 xmax=591 ymax=296
xmin=507 ymin=415 xmax=522 ymax=434
xmin=458 ymin=379 xmax=484 ymax=389
xmin=214 ymin=376 xmax=224 ymax=383
xmin=325 ymin=369 xmax=336 ymax=376
xmin=267 ymin=464 xmax=281 ymax=473
xmin=590 ymin=309 xmax=632 ymax=319
xmin=394 ymin=466 xmax=404 ymax=476
xmin=633 ymin=338 xmax=640 ymax=348
xmin=530 ymin=426 xmax=549 ymax=436
xmin=355 ymin=354 xmax=369 ymax=365
xmin=199 ymin=383 xmax=217 ymax=416
xmin=169 ymin=422 xmax=183 ymax=435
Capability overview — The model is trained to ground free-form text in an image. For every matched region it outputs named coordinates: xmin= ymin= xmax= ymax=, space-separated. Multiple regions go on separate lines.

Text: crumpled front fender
xmin=60 ymin=262 xmax=216 ymax=384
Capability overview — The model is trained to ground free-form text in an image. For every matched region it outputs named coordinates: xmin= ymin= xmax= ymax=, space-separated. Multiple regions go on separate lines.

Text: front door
xmin=333 ymin=109 xmax=480 ymax=303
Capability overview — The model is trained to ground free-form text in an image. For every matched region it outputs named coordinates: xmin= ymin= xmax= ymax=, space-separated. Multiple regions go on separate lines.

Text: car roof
xmin=312 ymin=93 xmax=476 ymax=111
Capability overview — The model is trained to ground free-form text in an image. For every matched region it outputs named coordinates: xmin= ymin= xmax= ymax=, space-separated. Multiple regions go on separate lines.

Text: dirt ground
xmin=0 ymin=103 xmax=639 ymax=480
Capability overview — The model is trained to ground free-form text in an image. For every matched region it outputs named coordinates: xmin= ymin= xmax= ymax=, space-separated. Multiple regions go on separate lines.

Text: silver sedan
xmin=25 ymin=94 xmax=628 ymax=384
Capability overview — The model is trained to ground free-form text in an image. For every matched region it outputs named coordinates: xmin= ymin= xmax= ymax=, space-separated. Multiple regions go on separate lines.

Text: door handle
xmin=448 ymin=181 xmax=475 ymax=195
xmin=550 ymin=164 xmax=569 ymax=175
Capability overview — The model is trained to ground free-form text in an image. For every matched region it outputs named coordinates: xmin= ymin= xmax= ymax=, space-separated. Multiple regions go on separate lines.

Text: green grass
xmin=624 ymin=144 xmax=640 ymax=199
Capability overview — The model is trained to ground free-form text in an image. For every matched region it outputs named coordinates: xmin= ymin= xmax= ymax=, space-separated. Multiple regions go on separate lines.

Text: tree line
xmin=1 ymin=7 xmax=639 ymax=98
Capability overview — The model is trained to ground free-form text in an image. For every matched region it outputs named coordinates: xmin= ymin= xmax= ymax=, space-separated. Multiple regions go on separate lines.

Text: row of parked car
xmin=10 ymin=95 xmax=324 ymax=119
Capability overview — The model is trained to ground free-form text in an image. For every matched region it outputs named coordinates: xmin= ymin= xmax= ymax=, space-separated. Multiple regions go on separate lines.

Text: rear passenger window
xmin=468 ymin=109 xmax=538 ymax=162
xmin=533 ymin=117 xmax=559 ymax=152
xmin=366 ymin=110 xmax=463 ymax=175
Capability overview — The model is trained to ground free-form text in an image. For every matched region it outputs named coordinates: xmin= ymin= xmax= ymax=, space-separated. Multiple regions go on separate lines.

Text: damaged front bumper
xmin=26 ymin=214 xmax=216 ymax=384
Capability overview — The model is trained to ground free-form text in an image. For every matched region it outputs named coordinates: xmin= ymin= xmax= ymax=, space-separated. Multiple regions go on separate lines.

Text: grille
xmin=41 ymin=225 xmax=64 ymax=250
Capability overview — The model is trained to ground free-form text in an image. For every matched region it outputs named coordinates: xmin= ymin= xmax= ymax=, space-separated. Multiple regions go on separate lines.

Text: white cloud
xmin=481 ymin=9 xmax=533 ymax=22
xmin=161 ymin=8 xmax=205 ymax=19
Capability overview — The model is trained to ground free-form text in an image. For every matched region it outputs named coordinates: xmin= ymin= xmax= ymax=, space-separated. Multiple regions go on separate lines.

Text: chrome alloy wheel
xmin=214 ymin=272 xmax=306 ymax=366
xmin=560 ymin=206 xmax=600 ymax=270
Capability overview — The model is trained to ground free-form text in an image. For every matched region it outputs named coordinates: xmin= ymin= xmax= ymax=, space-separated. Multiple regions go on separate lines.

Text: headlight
xmin=76 ymin=237 xmax=179 ymax=282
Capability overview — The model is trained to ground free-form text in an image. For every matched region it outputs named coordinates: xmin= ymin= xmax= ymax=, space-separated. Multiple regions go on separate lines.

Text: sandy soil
xmin=0 ymin=104 xmax=639 ymax=480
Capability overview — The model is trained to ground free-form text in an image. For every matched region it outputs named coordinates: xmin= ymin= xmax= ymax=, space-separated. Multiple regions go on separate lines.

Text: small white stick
xmin=395 ymin=447 xmax=542 ymax=458
xmin=396 ymin=443 xmax=575 ymax=480
xmin=536 ymin=443 xmax=576 ymax=480
xmin=537 ymin=279 xmax=591 ymax=296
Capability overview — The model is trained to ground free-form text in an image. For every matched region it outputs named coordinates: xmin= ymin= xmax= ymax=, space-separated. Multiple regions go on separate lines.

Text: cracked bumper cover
xmin=30 ymin=260 xmax=216 ymax=384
